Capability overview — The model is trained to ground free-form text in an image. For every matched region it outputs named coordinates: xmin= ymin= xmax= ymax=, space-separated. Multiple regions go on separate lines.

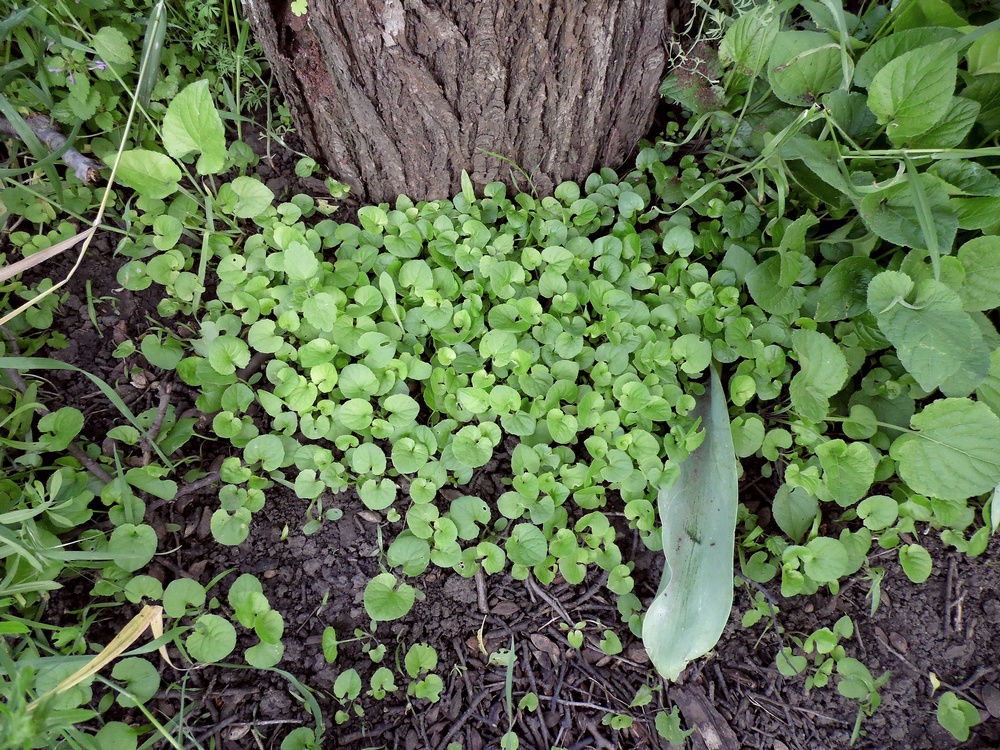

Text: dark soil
xmin=16 ymin=136 xmax=1000 ymax=750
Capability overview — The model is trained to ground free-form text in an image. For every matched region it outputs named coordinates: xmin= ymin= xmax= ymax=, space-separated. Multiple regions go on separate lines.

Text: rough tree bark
xmin=243 ymin=0 xmax=690 ymax=203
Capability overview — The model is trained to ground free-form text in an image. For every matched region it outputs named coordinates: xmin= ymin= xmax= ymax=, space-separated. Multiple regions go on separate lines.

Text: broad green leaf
xmin=854 ymin=27 xmax=961 ymax=87
xmin=162 ymin=80 xmax=226 ymax=175
xmin=186 ymin=614 xmax=237 ymax=663
xmin=937 ymin=692 xmax=983 ymax=742
xmin=246 ymin=641 xmax=284 ymax=669
xmin=211 ymin=508 xmax=251 ymax=545
xmin=898 ymin=543 xmax=932 ymax=583
xmin=505 ymin=523 xmax=548 ymax=567
xmin=452 ymin=425 xmax=495 ymax=468
xmin=857 ymin=495 xmax=899 ymax=530
xmin=94 ymin=723 xmax=138 ymax=750
xmin=976 ymin=349 xmax=1000 ymax=417
xmin=404 ymin=643 xmax=438 ymax=678
xmin=803 ymin=537 xmax=848 ymax=582
xmin=892 ymin=0 xmax=966 ymax=31
xmin=767 ymin=31 xmax=844 ymax=106
xmin=111 ymin=658 xmax=159 ymax=708
xmin=953 ymin=196 xmax=1000 ymax=230
xmin=338 ymin=399 xmax=374 ymax=432
xmin=957 ymin=237 xmax=1000 ymax=311
xmin=339 ymin=364 xmax=379 ymax=398
xmin=109 ymin=524 xmax=157 ymax=572
xmin=821 ymin=90 xmax=879 ymax=140
xmin=113 ymin=149 xmax=181 ymax=199
xmin=546 ymin=409 xmax=578 ymax=444
xmin=746 ymin=256 xmax=805 ymax=315
xmin=643 ymin=367 xmax=738 ymax=681
xmin=387 ymin=533 xmax=431 ymax=576
xmin=789 ymin=330 xmax=847 ymax=422
xmin=163 ymin=578 xmax=207 ymax=618
xmin=731 ymin=414 xmax=765 ymax=458
xmin=814 ymin=256 xmax=878 ymax=322
xmin=208 ymin=335 xmax=250 ymax=375
xmin=868 ymin=272 xmax=985 ymax=392
xmin=357 ymin=206 xmax=388 ymax=234
xmin=248 ymin=320 xmax=283 ymax=353
xmin=230 ymin=176 xmax=275 ymax=218
xmin=363 ymin=573 xmax=416 ymax=621
xmin=92 ymin=27 xmax=135 ymax=68
xmin=772 ymin=485 xmax=818 ymax=542
xmin=38 ymin=407 xmax=83 ymax=451
xmin=858 ymin=175 xmax=957 ymax=254
xmin=868 ymin=41 xmax=957 ymax=140
xmin=890 ymin=398 xmax=1000 ymax=501
xmin=283 ymin=242 xmax=319 ymax=282
xmin=720 ymin=4 xmax=779 ymax=77
xmin=929 ymin=160 xmax=1000 ymax=197
xmin=816 ymin=439 xmax=875 ymax=506
xmin=359 ymin=478 xmax=396 ymax=510
xmin=902 ymin=96 xmax=979 ymax=149
xmin=781 ymin=136 xmax=854 ymax=197
xmin=244 ymin=434 xmax=285 ymax=471
xmin=967 ymin=30 xmax=1000 ymax=75
xmin=963 ymin=73 xmax=1000 ymax=131
xmin=125 ymin=467 xmax=177 ymax=501
xmin=334 ymin=669 xmax=362 ymax=700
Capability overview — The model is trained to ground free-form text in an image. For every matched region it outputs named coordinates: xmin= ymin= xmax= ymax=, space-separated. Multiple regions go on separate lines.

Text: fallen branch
xmin=0 ymin=114 xmax=101 ymax=184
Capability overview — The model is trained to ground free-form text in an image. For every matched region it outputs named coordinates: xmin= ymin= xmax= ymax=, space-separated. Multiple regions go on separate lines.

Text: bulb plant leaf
xmin=643 ymin=366 xmax=738 ymax=681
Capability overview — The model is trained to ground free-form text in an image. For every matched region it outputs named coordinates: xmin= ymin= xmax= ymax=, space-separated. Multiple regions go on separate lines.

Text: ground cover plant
xmin=2 ymin=0 xmax=1000 ymax=748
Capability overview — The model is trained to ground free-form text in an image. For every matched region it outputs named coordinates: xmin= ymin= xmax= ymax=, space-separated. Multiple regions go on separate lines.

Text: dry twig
xmin=0 ymin=114 xmax=101 ymax=184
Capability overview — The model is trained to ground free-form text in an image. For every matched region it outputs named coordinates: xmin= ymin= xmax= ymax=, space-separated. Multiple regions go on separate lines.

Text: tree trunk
xmin=243 ymin=0 xmax=691 ymax=204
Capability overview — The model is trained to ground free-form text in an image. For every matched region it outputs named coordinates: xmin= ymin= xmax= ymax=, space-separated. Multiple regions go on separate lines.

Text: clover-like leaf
xmin=363 ymin=573 xmax=416 ymax=621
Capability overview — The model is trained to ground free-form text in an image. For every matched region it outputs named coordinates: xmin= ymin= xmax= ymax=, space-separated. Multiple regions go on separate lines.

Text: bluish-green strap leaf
xmin=643 ymin=367 xmax=738 ymax=681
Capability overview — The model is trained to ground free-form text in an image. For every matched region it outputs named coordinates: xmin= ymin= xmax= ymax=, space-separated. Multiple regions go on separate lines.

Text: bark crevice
xmin=244 ymin=0 xmax=692 ymax=203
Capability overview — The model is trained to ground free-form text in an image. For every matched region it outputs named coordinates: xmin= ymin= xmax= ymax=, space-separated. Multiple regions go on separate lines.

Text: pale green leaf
xmin=816 ymin=439 xmax=875 ymax=506
xmin=230 ymin=176 xmax=275 ymax=218
xmin=767 ymin=31 xmax=844 ymax=106
xmin=858 ymin=176 xmax=957 ymax=254
xmin=854 ymin=27 xmax=960 ymax=87
xmin=746 ymin=255 xmax=806 ymax=315
xmin=720 ymin=4 xmax=779 ymax=77
xmin=890 ymin=398 xmax=1000 ymax=501
xmin=899 ymin=543 xmax=932 ymax=583
xmin=772 ymin=485 xmax=818 ymax=542
xmin=967 ymin=29 xmax=1000 ymax=75
xmin=91 ymin=27 xmax=134 ymax=68
xmin=789 ymin=330 xmax=848 ymax=422
xmin=113 ymin=149 xmax=180 ymax=200
xmin=868 ymin=41 xmax=957 ymax=139
xmin=643 ymin=367 xmax=738 ymax=681
xmin=162 ymin=80 xmax=226 ymax=175
xmin=899 ymin=96 xmax=979 ymax=149
xmin=957 ymin=236 xmax=1000 ymax=312
xmin=868 ymin=272 xmax=985 ymax=392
